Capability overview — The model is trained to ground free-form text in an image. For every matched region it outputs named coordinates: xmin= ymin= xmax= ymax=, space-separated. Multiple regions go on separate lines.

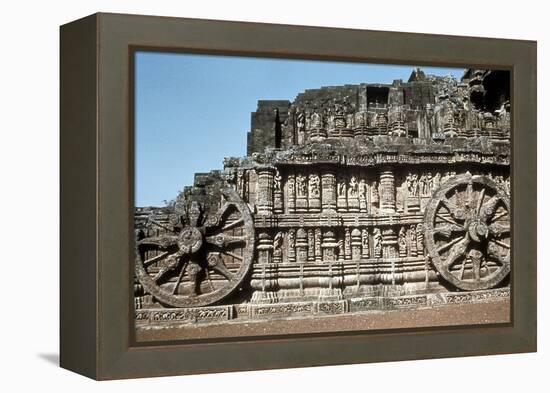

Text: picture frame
xmin=60 ymin=12 xmax=537 ymax=380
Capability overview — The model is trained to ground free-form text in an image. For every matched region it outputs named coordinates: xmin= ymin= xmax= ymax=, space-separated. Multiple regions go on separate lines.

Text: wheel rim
xmin=135 ymin=188 xmax=255 ymax=307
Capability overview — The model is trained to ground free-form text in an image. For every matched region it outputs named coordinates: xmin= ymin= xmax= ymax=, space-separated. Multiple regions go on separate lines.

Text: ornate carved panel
xmin=135 ymin=68 xmax=511 ymax=326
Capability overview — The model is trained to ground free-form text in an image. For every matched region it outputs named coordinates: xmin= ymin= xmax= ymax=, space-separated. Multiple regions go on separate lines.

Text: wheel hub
xmin=178 ymin=227 xmax=203 ymax=255
xmin=468 ymin=219 xmax=488 ymax=242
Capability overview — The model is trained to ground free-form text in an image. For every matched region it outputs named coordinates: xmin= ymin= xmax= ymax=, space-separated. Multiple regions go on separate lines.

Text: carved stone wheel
xmin=424 ymin=174 xmax=510 ymax=291
xmin=135 ymin=188 xmax=255 ymax=308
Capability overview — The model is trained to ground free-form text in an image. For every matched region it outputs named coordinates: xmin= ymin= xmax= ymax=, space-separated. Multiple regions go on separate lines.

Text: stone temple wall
xmin=134 ymin=68 xmax=511 ymax=326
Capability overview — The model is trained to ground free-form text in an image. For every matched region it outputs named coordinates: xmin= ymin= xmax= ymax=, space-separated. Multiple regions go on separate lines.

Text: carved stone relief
xmin=135 ymin=68 xmax=511 ymax=327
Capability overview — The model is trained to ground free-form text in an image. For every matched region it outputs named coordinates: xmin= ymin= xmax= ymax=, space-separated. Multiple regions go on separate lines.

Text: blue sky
xmin=135 ymin=51 xmax=463 ymax=207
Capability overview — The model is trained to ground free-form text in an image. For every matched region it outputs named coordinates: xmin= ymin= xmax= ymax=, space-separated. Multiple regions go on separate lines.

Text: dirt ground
xmin=135 ymin=298 xmax=510 ymax=343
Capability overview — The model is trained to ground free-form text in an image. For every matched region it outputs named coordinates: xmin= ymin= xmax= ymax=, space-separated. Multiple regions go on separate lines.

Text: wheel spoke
xmin=470 ymin=254 xmax=482 ymax=282
xmin=152 ymin=253 xmax=182 ymax=282
xmin=206 ymin=233 xmax=247 ymax=248
xmin=440 ymin=199 xmax=458 ymax=214
xmin=143 ymin=251 xmax=173 ymax=267
xmin=488 ymin=249 xmax=510 ymax=267
xmin=491 ymin=238 xmax=510 ymax=249
xmin=204 ymin=269 xmax=215 ymax=291
xmin=443 ymin=237 xmax=469 ymax=268
xmin=221 ymin=218 xmax=244 ymax=232
xmin=481 ymin=196 xmax=500 ymax=220
xmin=208 ymin=202 xmax=233 ymax=228
xmin=489 ymin=222 xmax=510 ymax=237
xmin=223 ymin=251 xmax=243 ymax=261
xmin=437 ymin=235 xmax=465 ymax=254
xmin=482 ymin=258 xmax=493 ymax=277
xmin=466 ymin=181 xmax=474 ymax=207
xmin=435 ymin=213 xmax=460 ymax=226
xmin=185 ymin=261 xmax=201 ymax=295
xmin=433 ymin=223 xmax=464 ymax=238
xmin=138 ymin=235 xmax=178 ymax=250
xmin=211 ymin=260 xmax=234 ymax=280
xmin=459 ymin=258 xmax=467 ymax=280
xmin=491 ymin=210 xmax=508 ymax=223
xmin=476 ymin=187 xmax=486 ymax=216
xmin=172 ymin=259 xmax=189 ymax=294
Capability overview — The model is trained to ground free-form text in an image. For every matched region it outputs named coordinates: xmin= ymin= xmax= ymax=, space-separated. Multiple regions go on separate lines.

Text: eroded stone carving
xmin=424 ymin=174 xmax=510 ymax=290
xmin=135 ymin=68 xmax=511 ymax=326
xmin=135 ymin=189 xmax=255 ymax=308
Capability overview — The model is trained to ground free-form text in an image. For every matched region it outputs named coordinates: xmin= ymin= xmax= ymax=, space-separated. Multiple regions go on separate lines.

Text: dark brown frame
xmin=60 ymin=12 xmax=537 ymax=380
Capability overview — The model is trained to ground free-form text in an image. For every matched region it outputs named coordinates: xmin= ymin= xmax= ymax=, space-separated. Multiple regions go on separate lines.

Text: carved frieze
xmin=135 ymin=68 xmax=511 ymax=326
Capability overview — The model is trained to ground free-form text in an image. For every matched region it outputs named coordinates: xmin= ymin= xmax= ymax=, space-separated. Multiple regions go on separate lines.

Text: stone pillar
xmin=409 ymin=225 xmax=418 ymax=257
xmin=373 ymin=228 xmax=382 ymax=258
xmin=347 ymin=176 xmax=360 ymax=212
xmin=286 ymin=173 xmax=296 ymax=213
xmin=351 ymin=229 xmax=362 ymax=260
xmin=398 ymin=227 xmax=407 ymax=257
xmin=344 ymin=228 xmax=352 ymax=260
xmin=321 ymin=170 xmax=337 ymax=212
xmin=273 ymin=232 xmax=283 ymax=263
xmin=257 ymin=233 xmax=273 ymax=264
xmin=359 ymin=179 xmax=368 ymax=213
xmin=416 ymin=223 xmax=424 ymax=256
xmin=314 ymin=228 xmax=322 ymax=262
xmin=257 ymin=167 xmax=275 ymax=215
xmin=308 ymin=174 xmax=321 ymax=212
xmin=286 ymin=107 xmax=297 ymax=147
xmin=371 ymin=181 xmax=379 ymax=209
xmin=382 ymin=228 xmax=398 ymax=259
xmin=379 ymin=168 xmax=396 ymax=213
xmin=322 ymin=230 xmax=338 ymax=262
xmin=337 ymin=177 xmax=348 ymax=211
xmin=361 ymin=229 xmax=370 ymax=258
xmin=237 ymin=169 xmax=246 ymax=199
xmin=337 ymin=239 xmax=345 ymax=261
xmin=309 ymin=111 xmax=327 ymax=142
xmin=273 ymin=169 xmax=284 ymax=214
xmin=307 ymin=229 xmax=315 ymax=262
xmin=405 ymin=173 xmax=420 ymax=213
xmin=287 ymin=229 xmax=296 ymax=262
xmin=355 ymin=112 xmax=368 ymax=134
xmin=295 ymin=173 xmax=308 ymax=213
xmin=296 ymin=228 xmax=308 ymax=262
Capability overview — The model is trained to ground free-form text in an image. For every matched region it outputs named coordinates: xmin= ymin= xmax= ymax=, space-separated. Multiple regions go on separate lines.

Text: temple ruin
xmin=134 ymin=68 xmax=511 ymax=328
